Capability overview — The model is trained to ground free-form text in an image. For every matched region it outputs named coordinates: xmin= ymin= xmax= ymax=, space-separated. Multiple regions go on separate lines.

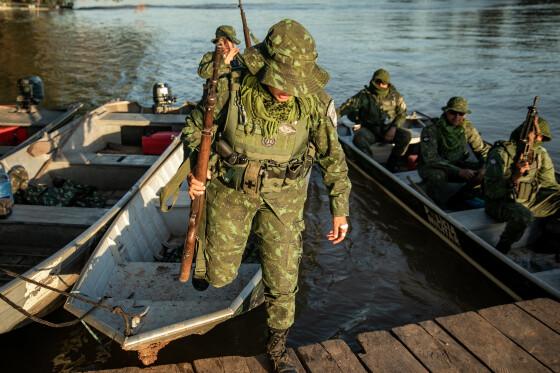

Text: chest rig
xmin=498 ymin=142 xmax=543 ymax=204
xmin=215 ymin=72 xmax=315 ymax=194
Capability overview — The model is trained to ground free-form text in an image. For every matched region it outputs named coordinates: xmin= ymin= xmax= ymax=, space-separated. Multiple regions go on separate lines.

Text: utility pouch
xmin=517 ymin=181 xmax=535 ymax=202
xmin=242 ymin=161 xmax=263 ymax=195
xmin=286 ymin=161 xmax=304 ymax=180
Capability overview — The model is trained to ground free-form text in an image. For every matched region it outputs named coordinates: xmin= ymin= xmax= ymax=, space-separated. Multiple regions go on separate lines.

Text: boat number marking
xmin=423 ymin=205 xmax=461 ymax=246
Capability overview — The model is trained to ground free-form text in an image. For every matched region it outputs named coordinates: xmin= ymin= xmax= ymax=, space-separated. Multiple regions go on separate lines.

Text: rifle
xmin=179 ymin=45 xmax=223 ymax=283
xmin=238 ymin=0 xmax=252 ymax=48
xmin=511 ymin=96 xmax=539 ymax=193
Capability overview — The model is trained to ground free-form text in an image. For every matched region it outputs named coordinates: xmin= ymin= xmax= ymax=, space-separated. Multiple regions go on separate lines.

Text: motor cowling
xmin=16 ymin=76 xmax=44 ymax=111
xmin=152 ymin=82 xmax=176 ymax=113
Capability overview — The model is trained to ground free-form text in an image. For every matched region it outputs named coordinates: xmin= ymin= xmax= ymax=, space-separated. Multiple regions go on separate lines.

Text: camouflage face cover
xmin=212 ymin=25 xmax=241 ymax=45
xmin=442 ymin=96 xmax=472 ymax=114
xmin=257 ymin=19 xmax=329 ymax=97
xmin=8 ymin=165 xmax=29 ymax=193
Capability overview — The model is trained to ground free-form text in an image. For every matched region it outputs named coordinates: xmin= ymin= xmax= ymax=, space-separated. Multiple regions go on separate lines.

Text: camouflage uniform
xmin=183 ymin=20 xmax=350 ymax=371
xmin=484 ymin=117 xmax=560 ymax=251
xmin=198 ymin=25 xmax=245 ymax=100
xmin=337 ymin=69 xmax=409 ymax=168
xmin=418 ymin=97 xmax=490 ymax=206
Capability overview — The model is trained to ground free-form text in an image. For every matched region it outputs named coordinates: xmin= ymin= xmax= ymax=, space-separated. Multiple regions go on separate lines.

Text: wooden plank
xmin=516 ymin=298 xmax=560 ymax=334
xmin=479 ymin=303 xmax=560 ymax=371
xmin=297 ymin=343 xmax=343 ymax=372
xmin=357 ymin=330 xmax=427 ymax=373
xmin=321 ymin=339 xmax=367 ymax=373
xmin=83 ymin=363 xmax=194 ymax=372
xmin=436 ymin=311 xmax=548 ymax=372
xmin=218 ymin=356 xmax=250 ymax=373
xmin=192 ymin=357 xmax=224 ymax=373
xmin=393 ymin=321 xmax=489 ymax=372
xmin=243 ymin=354 xmax=270 ymax=373
xmin=287 ymin=348 xmax=307 ymax=373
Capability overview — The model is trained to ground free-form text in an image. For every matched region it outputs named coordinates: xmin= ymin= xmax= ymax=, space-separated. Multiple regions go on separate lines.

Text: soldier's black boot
xmin=495 ymin=239 xmax=511 ymax=254
xmin=266 ymin=328 xmax=297 ymax=373
xmin=385 ymin=153 xmax=399 ymax=173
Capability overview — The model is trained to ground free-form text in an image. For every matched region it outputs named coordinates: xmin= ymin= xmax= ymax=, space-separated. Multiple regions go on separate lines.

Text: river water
xmin=0 ymin=0 xmax=558 ymax=371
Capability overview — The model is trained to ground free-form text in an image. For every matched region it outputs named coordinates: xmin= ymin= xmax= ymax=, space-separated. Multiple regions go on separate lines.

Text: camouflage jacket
xmin=484 ymin=140 xmax=560 ymax=204
xmin=198 ymin=51 xmax=245 ymax=79
xmin=337 ymin=85 xmax=407 ymax=136
xmin=182 ymin=72 xmax=351 ymax=217
xmin=419 ymin=115 xmax=490 ymax=177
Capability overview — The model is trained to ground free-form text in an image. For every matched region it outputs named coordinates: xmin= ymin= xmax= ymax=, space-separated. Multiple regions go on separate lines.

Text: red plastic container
xmin=141 ymin=131 xmax=180 ymax=155
xmin=0 ymin=126 xmax=28 ymax=146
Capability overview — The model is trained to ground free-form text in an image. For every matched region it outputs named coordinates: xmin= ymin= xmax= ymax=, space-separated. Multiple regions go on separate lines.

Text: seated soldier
xmin=337 ymin=68 xmax=410 ymax=171
xmin=418 ymin=97 xmax=490 ymax=208
xmin=484 ymin=116 xmax=560 ymax=253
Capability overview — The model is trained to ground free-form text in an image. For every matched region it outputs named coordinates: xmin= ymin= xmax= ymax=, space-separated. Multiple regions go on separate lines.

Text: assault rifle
xmin=511 ymin=96 xmax=539 ymax=193
xmin=238 ymin=0 xmax=252 ymax=48
xmin=179 ymin=44 xmax=223 ymax=283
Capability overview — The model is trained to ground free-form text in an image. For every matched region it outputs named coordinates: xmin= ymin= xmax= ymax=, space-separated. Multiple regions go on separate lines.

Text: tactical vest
xmin=361 ymin=88 xmax=400 ymax=134
xmin=495 ymin=141 xmax=542 ymax=204
xmin=217 ymin=72 xmax=315 ymax=194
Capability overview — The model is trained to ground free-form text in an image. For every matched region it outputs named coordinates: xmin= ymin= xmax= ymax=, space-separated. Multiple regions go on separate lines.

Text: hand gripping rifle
xmin=238 ymin=0 xmax=252 ymax=48
xmin=511 ymin=96 xmax=539 ymax=194
xmin=179 ymin=45 xmax=223 ymax=283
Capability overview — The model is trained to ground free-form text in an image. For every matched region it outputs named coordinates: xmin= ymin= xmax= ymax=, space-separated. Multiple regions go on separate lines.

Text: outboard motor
xmin=16 ymin=76 xmax=44 ymax=112
xmin=152 ymin=82 xmax=176 ymax=113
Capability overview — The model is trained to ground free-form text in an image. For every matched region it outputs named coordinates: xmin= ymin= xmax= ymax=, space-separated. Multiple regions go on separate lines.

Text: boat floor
xmin=81 ymin=262 xmax=260 ymax=336
xmin=0 ymin=107 xmax=67 ymax=127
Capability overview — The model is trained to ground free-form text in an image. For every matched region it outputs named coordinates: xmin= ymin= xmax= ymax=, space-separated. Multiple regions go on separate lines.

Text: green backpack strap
xmin=159 ymin=159 xmax=191 ymax=212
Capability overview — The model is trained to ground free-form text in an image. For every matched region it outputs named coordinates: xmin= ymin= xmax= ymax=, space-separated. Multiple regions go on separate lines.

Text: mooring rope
xmin=0 ymin=267 xmax=132 ymax=335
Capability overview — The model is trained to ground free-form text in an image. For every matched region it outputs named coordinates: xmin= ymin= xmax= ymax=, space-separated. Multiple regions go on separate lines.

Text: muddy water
xmin=0 ymin=0 xmax=558 ymax=371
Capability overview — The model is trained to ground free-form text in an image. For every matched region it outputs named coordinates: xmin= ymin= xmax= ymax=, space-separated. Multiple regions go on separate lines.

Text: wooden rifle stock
xmin=238 ymin=0 xmax=252 ymax=48
xmin=179 ymin=45 xmax=223 ymax=283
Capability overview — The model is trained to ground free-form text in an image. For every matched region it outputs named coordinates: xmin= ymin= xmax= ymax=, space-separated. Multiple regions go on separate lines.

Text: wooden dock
xmin=88 ymin=297 xmax=560 ymax=372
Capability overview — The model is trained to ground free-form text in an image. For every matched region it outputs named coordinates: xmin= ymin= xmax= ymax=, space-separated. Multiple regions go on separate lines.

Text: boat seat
xmin=448 ymin=208 xmax=540 ymax=248
xmin=59 ymin=153 xmax=158 ymax=167
xmin=395 ymin=170 xmax=422 ymax=184
xmin=2 ymin=205 xmax=109 ymax=227
xmin=96 ymin=112 xmax=186 ymax=126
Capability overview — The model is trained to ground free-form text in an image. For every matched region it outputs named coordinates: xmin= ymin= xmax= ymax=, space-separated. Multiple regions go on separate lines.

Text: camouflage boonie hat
xmin=510 ymin=116 xmax=552 ymax=142
xmin=442 ymin=96 xmax=472 ymax=114
xmin=212 ymin=25 xmax=240 ymax=45
xmin=372 ymin=68 xmax=391 ymax=84
xmin=257 ymin=19 xmax=329 ymax=97
xmin=8 ymin=165 xmax=29 ymax=192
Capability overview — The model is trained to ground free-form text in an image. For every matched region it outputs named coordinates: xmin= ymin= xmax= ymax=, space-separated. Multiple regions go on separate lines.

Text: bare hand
xmin=458 ymin=168 xmax=476 ymax=180
xmin=384 ymin=126 xmax=397 ymax=142
xmin=327 ymin=216 xmax=349 ymax=244
xmin=516 ymin=160 xmax=531 ymax=175
xmin=352 ymin=124 xmax=361 ymax=132
xmin=471 ymin=167 xmax=485 ymax=184
xmin=187 ymin=170 xmax=211 ymax=200
xmin=224 ymin=47 xmax=239 ymax=65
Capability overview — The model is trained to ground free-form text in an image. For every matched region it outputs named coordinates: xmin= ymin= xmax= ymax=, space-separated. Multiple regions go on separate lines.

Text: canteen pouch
xmin=220 ymin=159 xmax=246 ymax=191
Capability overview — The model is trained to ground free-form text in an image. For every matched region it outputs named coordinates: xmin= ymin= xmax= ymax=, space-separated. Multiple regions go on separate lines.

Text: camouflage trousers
xmin=485 ymin=188 xmax=560 ymax=246
xmin=204 ymin=176 xmax=307 ymax=330
xmin=353 ymin=126 xmax=411 ymax=158
xmin=419 ymin=164 xmax=481 ymax=207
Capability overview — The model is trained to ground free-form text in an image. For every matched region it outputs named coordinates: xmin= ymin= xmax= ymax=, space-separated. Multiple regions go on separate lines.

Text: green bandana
xmin=368 ymin=83 xmax=389 ymax=98
xmin=241 ymin=75 xmax=315 ymax=142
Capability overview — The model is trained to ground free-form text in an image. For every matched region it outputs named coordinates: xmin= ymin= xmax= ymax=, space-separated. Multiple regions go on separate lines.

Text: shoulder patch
xmin=489 ymin=159 xmax=497 ymax=165
xmin=327 ymin=99 xmax=337 ymax=127
xmin=422 ymin=136 xmax=430 ymax=142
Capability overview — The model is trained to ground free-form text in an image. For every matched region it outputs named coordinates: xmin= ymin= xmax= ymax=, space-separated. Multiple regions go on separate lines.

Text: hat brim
xmin=211 ymin=36 xmax=241 ymax=45
xmin=442 ymin=106 xmax=472 ymax=114
xmin=258 ymin=59 xmax=329 ymax=97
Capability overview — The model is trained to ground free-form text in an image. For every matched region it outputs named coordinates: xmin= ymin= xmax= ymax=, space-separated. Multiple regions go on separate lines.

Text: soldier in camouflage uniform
xmin=198 ymin=26 xmax=244 ymax=89
xmin=418 ymin=97 xmax=491 ymax=207
xmin=484 ymin=116 xmax=560 ymax=253
xmin=337 ymin=68 xmax=410 ymax=171
xmin=184 ymin=19 xmax=351 ymax=373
